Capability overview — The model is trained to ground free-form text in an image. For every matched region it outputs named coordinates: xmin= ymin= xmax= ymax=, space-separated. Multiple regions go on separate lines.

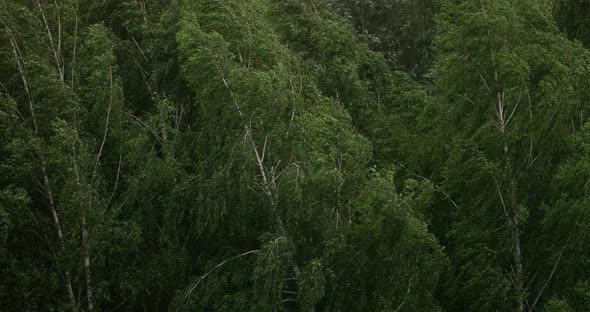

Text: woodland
xmin=1 ymin=0 xmax=590 ymax=311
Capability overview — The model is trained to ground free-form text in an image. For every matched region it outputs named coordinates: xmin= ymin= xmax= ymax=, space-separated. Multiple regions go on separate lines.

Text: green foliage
xmin=537 ymin=123 xmax=590 ymax=311
xmin=544 ymin=297 xmax=574 ymax=312
xmin=554 ymin=0 xmax=590 ymax=47
xmin=427 ymin=0 xmax=590 ymax=310
xmin=329 ymin=0 xmax=438 ymax=78
xmin=2 ymin=0 xmax=590 ymax=311
xmin=298 ymin=259 xmax=326 ymax=311
xmin=253 ymin=235 xmax=294 ymax=309
xmin=323 ymin=169 xmax=444 ymax=311
xmin=174 ymin=0 xmax=445 ymax=310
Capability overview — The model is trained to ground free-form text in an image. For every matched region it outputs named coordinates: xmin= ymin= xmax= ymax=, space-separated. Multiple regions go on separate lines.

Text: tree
xmin=174 ymin=0 xmax=445 ymax=310
xmin=429 ymin=0 xmax=590 ymax=310
xmin=1 ymin=1 xmax=152 ymax=309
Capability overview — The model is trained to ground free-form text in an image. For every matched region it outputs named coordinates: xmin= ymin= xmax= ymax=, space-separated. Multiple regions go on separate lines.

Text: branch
xmin=394 ymin=277 xmax=413 ymax=312
xmin=91 ymin=66 xmax=113 ymax=185
xmin=180 ymin=250 xmax=259 ymax=309
xmin=396 ymin=162 xmax=459 ymax=210
xmin=529 ymin=248 xmax=566 ymax=311
xmin=34 ymin=0 xmax=64 ymax=81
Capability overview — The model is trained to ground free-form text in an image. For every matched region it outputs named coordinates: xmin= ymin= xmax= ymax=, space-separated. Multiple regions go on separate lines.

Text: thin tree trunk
xmin=82 ymin=64 xmax=114 ymax=312
xmin=82 ymin=216 xmax=93 ymax=311
xmin=43 ymin=164 xmax=77 ymax=306
xmin=510 ymin=183 xmax=524 ymax=312
xmin=495 ymin=78 xmax=525 ymax=311
xmin=72 ymin=141 xmax=93 ymax=311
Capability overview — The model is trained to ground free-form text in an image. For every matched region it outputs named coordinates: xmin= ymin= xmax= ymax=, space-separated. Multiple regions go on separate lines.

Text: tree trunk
xmin=510 ymin=183 xmax=524 ymax=312
xmin=43 ymin=165 xmax=77 ymax=307
xmin=82 ymin=216 xmax=93 ymax=311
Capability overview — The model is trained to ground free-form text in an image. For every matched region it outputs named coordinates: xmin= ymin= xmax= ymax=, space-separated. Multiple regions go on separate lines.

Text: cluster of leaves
xmin=328 ymin=0 xmax=437 ymax=78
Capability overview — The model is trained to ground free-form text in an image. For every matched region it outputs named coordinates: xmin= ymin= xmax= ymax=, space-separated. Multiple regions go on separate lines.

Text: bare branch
xmin=91 ymin=66 xmax=114 ymax=185
xmin=529 ymin=248 xmax=566 ymax=311
xmin=181 ymin=250 xmax=259 ymax=309
xmin=34 ymin=0 xmax=64 ymax=81
xmin=394 ymin=277 xmax=413 ymax=312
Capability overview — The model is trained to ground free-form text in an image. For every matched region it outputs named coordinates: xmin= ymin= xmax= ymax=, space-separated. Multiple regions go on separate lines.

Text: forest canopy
xmin=1 ymin=0 xmax=590 ymax=311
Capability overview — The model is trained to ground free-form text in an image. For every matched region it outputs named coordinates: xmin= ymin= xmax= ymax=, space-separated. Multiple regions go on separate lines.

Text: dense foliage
xmin=1 ymin=0 xmax=589 ymax=311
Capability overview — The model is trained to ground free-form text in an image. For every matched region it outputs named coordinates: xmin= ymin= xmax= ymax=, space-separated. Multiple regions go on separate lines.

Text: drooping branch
xmin=180 ymin=250 xmax=259 ymax=310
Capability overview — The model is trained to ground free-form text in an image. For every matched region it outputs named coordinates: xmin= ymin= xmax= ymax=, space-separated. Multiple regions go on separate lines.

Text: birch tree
xmin=431 ymin=0 xmax=590 ymax=310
